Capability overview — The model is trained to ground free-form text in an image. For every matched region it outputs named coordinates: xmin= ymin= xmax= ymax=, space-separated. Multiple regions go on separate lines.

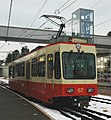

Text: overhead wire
xmin=26 ymin=0 xmax=71 ymax=37
xmin=0 ymin=42 xmax=7 ymax=49
xmin=26 ymin=0 xmax=73 ymax=38
xmin=91 ymin=0 xmax=111 ymax=28
xmin=33 ymin=0 xmax=78 ymax=39
xmin=57 ymin=0 xmax=70 ymax=11
xmin=21 ymin=0 xmax=78 ymax=39
xmin=38 ymin=0 xmax=78 ymax=29
xmin=90 ymin=0 xmax=103 ymax=8
xmin=54 ymin=0 xmax=70 ymax=14
xmin=80 ymin=0 xmax=111 ymax=43
xmin=59 ymin=0 xmax=78 ymax=14
xmin=90 ymin=0 xmax=111 ymax=27
xmin=38 ymin=0 xmax=71 ymax=28
xmin=18 ymin=0 xmax=48 ymax=38
xmin=95 ymin=18 xmax=111 ymax=27
xmin=27 ymin=0 xmax=48 ymax=28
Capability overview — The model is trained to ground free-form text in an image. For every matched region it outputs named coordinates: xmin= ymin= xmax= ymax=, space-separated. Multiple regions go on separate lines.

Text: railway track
xmin=91 ymin=96 xmax=111 ymax=105
xmin=92 ymin=96 xmax=111 ymax=101
xmin=58 ymin=106 xmax=111 ymax=120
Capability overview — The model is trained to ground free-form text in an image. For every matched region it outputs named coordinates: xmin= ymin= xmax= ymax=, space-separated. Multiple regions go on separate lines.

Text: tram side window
xmin=31 ymin=57 xmax=37 ymax=76
xmin=12 ymin=66 xmax=15 ymax=78
xmin=55 ymin=52 xmax=61 ymax=79
xmin=38 ymin=55 xmax=45 ymax=77
xmin=47 ymin=54 xmax=53 ymax=79
xmin=16 ymin=62 xmax=25 ymax=76
xmin=9 ymin=66 xmax=12 ymax=78
xmin=9 ymin=66 xmax=15 ymax=78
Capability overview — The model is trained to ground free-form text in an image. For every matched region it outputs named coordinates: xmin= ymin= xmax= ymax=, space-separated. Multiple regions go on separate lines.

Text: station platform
xmin=0 ymin=86 xmax=53 ymax=120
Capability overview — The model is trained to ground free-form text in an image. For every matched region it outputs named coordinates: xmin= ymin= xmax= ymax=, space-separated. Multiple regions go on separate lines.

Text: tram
xmin=9 ymin=36 xmax=98 ymax=107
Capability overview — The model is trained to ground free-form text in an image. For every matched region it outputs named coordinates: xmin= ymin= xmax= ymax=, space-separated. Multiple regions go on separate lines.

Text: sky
xmin=0 ymin=0 xmax=111 ymax=60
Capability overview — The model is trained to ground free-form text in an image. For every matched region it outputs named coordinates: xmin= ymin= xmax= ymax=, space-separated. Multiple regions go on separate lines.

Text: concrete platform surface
xmin=0 ymin=86 xmax=52 ymax=120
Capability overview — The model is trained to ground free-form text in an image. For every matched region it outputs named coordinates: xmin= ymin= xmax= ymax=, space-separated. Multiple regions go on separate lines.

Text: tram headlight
xmin=66 ymin=88 xmax=74 ymax=93
xmin=87 ymin=88 xmax=94 ymax=93
xmin=76 ymin=43 xmax=81 ymax=52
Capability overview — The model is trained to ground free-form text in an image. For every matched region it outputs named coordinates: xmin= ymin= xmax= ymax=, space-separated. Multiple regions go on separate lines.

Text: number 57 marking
xmin=78 ymin=88 xmax=83 ymax=93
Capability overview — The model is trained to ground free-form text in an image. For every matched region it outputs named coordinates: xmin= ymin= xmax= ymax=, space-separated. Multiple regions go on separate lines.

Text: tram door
xmin=46 ymin=54 xmax=54 ymax=98
xmin=26 ymin=61 xmax=30 ymax=80
xmin=26 ymin=61 xmax=30 ymax=96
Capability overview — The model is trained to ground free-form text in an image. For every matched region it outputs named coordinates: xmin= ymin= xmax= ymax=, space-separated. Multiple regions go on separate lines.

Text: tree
xmin=21 ymin=46 xmax=29 ymax=56
xmin=5 ymin=50 xmax=20 ymax=64
xmin=5 ymin=53 xmax=12 ymax=64
xmin=5 ymin=46 xmax=29 ymax=64
xmin=107 ymin=31 xmax=111 ymax=36
xmin=12 ymin=50 xmax=20 ymax=60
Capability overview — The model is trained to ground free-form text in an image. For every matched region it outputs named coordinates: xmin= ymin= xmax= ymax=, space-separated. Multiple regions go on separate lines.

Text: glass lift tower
xmin=72 ymin=8 xmax=94 ymax=38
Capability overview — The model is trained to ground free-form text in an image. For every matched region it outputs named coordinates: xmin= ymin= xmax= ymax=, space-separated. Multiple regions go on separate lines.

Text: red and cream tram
xmin=9 ymin=38 xmax=98 ymax=107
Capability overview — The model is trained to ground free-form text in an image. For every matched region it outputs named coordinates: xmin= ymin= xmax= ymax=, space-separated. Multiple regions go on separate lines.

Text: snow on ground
xmin=0 ymin=77 xmax=111 ymax=120
xmin=0 ymin=77 xmax=9 ymax=85
xmin=31 ymin=96 xmax=111 ymax=120
xmin=89 ymin=95 xmax=111 ymax=120
xmin=31 ymin=102 xmax=72 ymax=120
xmin=90 ymin=94 xmax=111 ymax=113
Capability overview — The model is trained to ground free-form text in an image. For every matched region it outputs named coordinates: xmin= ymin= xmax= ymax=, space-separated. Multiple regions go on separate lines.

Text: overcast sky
xmin=0 ymin=0 xmax=111 ymax=59
xmin=1 ymin=0 xmax=111 ymax=34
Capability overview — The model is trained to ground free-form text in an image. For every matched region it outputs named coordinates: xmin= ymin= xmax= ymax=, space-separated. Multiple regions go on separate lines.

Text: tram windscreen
xmin=62 ymin=52 xmax=96 ymax=79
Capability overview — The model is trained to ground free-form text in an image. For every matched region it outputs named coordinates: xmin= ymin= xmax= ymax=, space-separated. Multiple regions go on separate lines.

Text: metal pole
xmin=6 ymin=0 xmax=13 ymax=42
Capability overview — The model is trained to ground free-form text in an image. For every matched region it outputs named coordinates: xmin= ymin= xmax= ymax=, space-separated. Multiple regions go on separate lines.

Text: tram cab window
xmin=31 ymin=57 xmax=37 ymax=76
xmin=55 ymin=52 xmax=61 ymax=79
xmin=38 ymin=55 xmax=45 ymax=77
xmin=62 ymin=52 xmax=96 ymax=79
xmin=47 ymin=54 xmax=53 ymax=79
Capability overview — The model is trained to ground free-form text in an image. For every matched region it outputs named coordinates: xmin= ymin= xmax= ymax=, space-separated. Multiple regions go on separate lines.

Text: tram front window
xmin=62 ymin=52 xmax=96 ymax=79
